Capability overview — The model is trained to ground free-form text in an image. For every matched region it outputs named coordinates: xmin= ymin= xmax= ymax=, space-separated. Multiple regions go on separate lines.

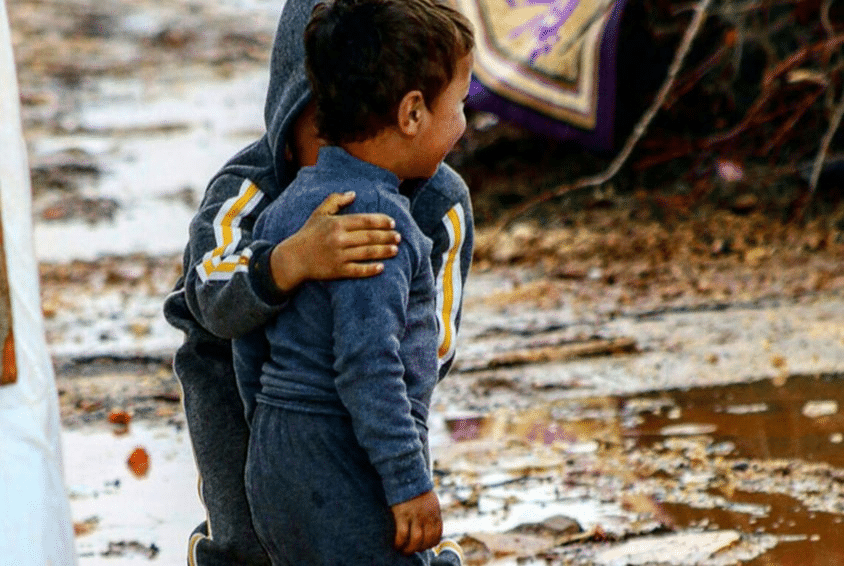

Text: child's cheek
xmin=457 ymin=111 xmax=467 ymax=139
xmin=451 ymin=111 xmax=467 ymax=147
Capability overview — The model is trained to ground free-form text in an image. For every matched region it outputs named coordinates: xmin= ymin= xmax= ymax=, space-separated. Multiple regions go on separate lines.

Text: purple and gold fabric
xmin=455 ymin=0 xmax=626 ymax=150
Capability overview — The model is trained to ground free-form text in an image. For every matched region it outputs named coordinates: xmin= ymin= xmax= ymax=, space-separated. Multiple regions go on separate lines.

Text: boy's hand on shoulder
xmin=270 ymin=191 xmax=401 ymax=292
xmin=391 ymin=490 xmax=443 ymax=555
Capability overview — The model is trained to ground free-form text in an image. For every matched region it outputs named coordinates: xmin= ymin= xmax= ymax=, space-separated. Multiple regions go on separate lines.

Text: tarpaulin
xmin=455 ymin=0 xmax=626 ymax=150
xmin=0 ymin=0 xmax=77 ymax=563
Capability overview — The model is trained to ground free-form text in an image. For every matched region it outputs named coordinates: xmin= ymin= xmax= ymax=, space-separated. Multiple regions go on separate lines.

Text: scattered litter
xmin=108 ymin=409 xmax=132 ymax=435
xmin=101 ymin=540 xmax=159 ymax=559
xmin=127 ymin=446 xmax=150 ymax=478
xmin=73 ymin=516 xmax=99 ymax=537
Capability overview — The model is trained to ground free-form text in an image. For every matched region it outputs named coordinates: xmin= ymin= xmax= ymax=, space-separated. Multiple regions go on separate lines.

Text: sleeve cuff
xmin=249 ymin=243 xmax=289 ymax=306
xmin=379 ymin=452 xmax=434 ymax=506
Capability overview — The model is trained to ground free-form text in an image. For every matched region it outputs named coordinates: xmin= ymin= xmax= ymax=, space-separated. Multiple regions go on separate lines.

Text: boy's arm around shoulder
xmin=179 ymin=164 xmax=401 ymax=340
xmin=182 ymin=165 xmax=284 ymax=340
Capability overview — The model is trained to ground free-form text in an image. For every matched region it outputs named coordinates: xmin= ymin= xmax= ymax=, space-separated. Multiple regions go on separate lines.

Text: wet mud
xmin=10 ymin=0 xmax=844 ymax=563
xmin=49 ymin=263 xmax=844 ymax=564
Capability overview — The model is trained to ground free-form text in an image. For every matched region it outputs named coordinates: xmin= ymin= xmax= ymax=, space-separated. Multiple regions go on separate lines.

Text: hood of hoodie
xmin=263 ymin=0 xmax=320 ymax=182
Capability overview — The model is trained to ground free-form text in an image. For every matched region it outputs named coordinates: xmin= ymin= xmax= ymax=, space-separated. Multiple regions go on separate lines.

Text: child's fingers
xmin=337 ymin=226 xmax=401 ymax=248
xmin=339 ymin=212 xmax=397 ymax=232
xmin=342 ymin=244 xmax=399 ymax=264
xmin=402 ymin=520 xmax=426 ymax=555
xmin=392 ymin=491 xmax=442 ymax=554
xmin=424 ymin=515 xmax=443 ymax=550
xmin=312 ymin=191 xmax=357 ymax=215
xmin=311 ymin=192 xmax=398 ymax=233
xmin=394 ymin=516 xmax=411 ymax=553
xmin=340 ymin=262 xmax=385 ymax=278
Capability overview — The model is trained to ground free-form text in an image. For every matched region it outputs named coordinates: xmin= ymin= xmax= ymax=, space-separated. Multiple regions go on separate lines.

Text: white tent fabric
xmin=0 ymin=0 xmax=77 ymax=564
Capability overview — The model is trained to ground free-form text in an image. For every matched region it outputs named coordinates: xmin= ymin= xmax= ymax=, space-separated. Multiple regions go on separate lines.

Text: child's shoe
xmin=431 ymin=539 xmax=464 ymax=565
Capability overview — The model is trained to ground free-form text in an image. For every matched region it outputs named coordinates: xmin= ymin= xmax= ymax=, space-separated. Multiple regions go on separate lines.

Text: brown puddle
xmin=629 ymin=373 xmax=844 ymax=468
xmin=661 ymin=493 xmax=844 ymax=566
xmin=627 ymin=373 xmax=844 ymax=566
xmin=446 ymin=373 xmax=844 ymax=565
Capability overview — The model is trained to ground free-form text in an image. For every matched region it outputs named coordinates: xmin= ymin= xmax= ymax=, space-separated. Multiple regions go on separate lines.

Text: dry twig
xmin=760 ymin=87 xmax=825 ymax=155
xmin=763 ymin=34 xmax=844 ymax=88
xmin=809 ymin=86 xmax=844 ymax=194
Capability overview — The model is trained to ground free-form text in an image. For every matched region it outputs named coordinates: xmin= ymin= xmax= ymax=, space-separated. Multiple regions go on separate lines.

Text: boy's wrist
xmin=249 ymin=244 xmax=291 ymax=305
xmin=270 ymin=238 xmax=308 ymax=293
xmin=380 ymin=453 xmax=434 ymax=507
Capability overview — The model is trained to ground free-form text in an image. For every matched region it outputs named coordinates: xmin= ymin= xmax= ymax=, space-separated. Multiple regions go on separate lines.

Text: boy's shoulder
xmin=302 ymin=148 xmax=410 ymax=213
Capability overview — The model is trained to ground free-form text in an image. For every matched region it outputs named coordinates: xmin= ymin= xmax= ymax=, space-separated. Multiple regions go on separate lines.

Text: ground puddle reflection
xmin=439 ymin=373 xmax=844 ymax=564
xmin=630 ymin=372 xmax=844 ymax=467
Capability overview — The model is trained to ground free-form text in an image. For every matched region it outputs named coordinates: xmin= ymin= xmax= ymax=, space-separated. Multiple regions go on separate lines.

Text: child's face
xmin=410 ymin=51 xmax=473 ymax=179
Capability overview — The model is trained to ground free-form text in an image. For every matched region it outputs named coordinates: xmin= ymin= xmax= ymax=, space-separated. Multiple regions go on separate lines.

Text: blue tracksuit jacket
xmin=234 ymin=147 xmax=438 ymax=505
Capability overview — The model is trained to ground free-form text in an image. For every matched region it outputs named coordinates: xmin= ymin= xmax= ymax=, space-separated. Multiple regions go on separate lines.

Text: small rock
xmin=802 ymin=400 xmax=838 ymax=419
xmin=660 ymin=423 xmax=717 ymax=436
xmin=743 ymin=247 xmax=770 ymax=266
xmin=731 ymin=193 xmax=758 ymax=213
xmin=724 ymin=403 xmax=768 ymax=415
xmin=129 ymin=321 xmax=151 ymax=338
xmin=509 ymin=514 xmax=583 ymax=537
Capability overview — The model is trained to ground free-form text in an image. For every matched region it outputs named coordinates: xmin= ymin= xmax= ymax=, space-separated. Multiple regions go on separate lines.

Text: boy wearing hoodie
xmin=232 ymin=0 xmax=474 ymax=564
xmin=163 ymin=0 xmax=474 ymax=564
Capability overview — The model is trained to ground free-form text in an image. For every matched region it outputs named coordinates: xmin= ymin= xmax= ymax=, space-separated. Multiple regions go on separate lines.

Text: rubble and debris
xmin=593 ymin=530 xmax=741 ymax=565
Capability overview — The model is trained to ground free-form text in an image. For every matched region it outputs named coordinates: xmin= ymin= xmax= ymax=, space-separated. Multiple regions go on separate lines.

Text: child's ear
xmin=397 ymin=90 xmax=426 ymax=136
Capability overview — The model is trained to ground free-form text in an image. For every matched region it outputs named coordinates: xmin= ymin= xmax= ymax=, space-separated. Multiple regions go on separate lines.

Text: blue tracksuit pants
xmin=245 ymin=404 xmax=460 ymax=566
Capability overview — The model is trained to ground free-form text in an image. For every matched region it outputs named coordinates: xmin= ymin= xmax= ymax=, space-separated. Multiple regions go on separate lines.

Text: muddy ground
xmin=9 ymin=0 xmax=844 ymax=563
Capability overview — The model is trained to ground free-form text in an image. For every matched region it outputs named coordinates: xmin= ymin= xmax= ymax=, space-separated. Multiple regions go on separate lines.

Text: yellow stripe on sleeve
xmin=197 ymin=180 xmax=263 ymax=282
xmin=437 ymin=204 xmax=465 ymax=363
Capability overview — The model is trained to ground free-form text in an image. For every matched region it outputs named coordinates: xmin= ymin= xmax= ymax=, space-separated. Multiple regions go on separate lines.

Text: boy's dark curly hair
xmin=304 ymin=0 xmax=474 ymax=145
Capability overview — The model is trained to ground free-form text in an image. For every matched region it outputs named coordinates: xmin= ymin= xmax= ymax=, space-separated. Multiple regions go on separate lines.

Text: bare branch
xmin=809 ymin=85 xmax=844 ymax=194
xmin=821 ymin=0 xmax=834 ymax=37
